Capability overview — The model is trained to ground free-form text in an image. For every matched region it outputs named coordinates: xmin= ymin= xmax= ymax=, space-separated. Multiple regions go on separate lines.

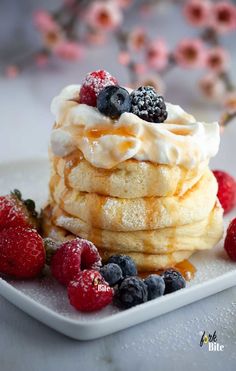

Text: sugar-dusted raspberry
xmin=80 ymin=70 xmax=118 ymax=107
xmin=224 ymin=218 xmax=236 ymax=261
xmin=213 ymin=170 xmax=236 ymax=214
xmin=68 ymin=270 xmax=114 ymax=312
xmin=51 ymin=238 xmax=101 ymax=285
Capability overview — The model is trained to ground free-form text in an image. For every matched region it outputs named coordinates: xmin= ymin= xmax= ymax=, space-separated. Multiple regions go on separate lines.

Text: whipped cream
xmin=50 ymin=85 xmax=220 ymax=169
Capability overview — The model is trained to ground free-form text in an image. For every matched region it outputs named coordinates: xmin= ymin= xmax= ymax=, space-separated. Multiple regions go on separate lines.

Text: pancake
xmin=99 ymin=249 xmax=194 ymax=272
xmin=41 ymin=207 xmax=195 ymax=271
xmin=49 ymin=169 xmax=218 ymax=231
xmin=51 ymin=151 xmax=208 ymax=198
xmin=46 ymin=201 xmax=223 ymax=254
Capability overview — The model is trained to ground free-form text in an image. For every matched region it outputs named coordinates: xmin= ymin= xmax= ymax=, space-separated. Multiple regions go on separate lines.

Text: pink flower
xmin=136 ymin=74 xmax=166 ymax=95
xmin=199 ymin=74 xmax=225 ymax=101
xmin=33 ymin=10 xmax=59 ymax=33
xmin=5 ymin=65 xmax=19 ymax=79
xmin=211 ymin=1 xmax=236 ymax=33
xmin=35 ymin=53 xmax=49 ymax=67
xmin=175 ymin=38 xmax=206 ymax=68
xmin=183 ymin=0 xmax=211 ymax=27
xmin=86 ymin=1 xmax=122 ymax=31
xmin=54 ymin=42 xmax=84 ymax=61
xmin=115 ymin=0 xmax=133 ymax=8
xmin=43 ymin=30 xmax=64 ymax=49
xmin=118 ymin=51 xmax=131 ymax=65
xmin=134 ymin=63 xmax=147 ymax=75
xmin=206 ymin=47 xmax=230 ymax=73
xmin=146 ymin=39 xmax=169 ymax=71
xmin=128 ymin=28 xmax=147 ymax=51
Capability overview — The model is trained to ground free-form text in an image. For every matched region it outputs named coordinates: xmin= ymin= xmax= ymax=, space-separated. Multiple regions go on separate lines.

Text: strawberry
xmin=0 ymin=189 xmax=39 ymax=232
xmin=80 ymin=70 xmax=118 ymax=106
xmin=51 ymin=238 xmax=102 ymax=285
xmin=224 ymin=218 xmax=236 ymax=261
xmin=213 ymin=170 xmax=236 ymax=214
xmin=68 ymin=270 xmax=113 ymax=312
xmin=0 ymin=226 xmax=45 ymax=278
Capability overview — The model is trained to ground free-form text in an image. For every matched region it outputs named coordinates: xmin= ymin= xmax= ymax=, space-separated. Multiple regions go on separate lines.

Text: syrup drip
xmin=85 ymin=126 xmax=134 ymax=139
xmin=139 ymin=260 xmax=196 ymax=281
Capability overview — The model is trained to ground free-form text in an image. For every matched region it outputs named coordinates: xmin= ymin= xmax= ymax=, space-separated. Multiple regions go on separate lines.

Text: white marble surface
xmin=1 ymin=1 xmax=236 ymax=370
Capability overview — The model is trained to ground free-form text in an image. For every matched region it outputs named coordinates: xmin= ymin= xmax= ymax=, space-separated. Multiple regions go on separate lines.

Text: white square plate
xmin=0 ymin=158 xmax=236 ymax=340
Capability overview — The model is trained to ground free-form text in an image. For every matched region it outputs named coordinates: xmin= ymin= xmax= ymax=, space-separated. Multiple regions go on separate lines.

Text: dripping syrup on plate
xmin=139 ymin=260 xmax=196 ymax=281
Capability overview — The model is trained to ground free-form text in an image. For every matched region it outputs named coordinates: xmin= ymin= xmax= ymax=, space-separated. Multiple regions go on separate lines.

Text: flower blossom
xmin=175 ymin=38 xmax=206 ymax=68
xmin=118 ymin=51 xmax=131 ymax=66
xmin=128 ymin=28 xmax=147 ymax=51
xmin=5 ymin=65 xmax=19 ymax=79
xmin=206 ymin=47 xmax=230 ymax=73
xmin=146 ymin=39 xmax=169 ymax=71
xmin=54 ymin=42 xmax=84 ymax=61
xmin=183 ymin=0 xmax=211 ymax=27
xmin=211 ymin=1 xmax=236 ymax=33
xmin=199 ymin=74 xmax=225 ymax=100
xmin=33 ymin=10 xmax=59 ymax=33
xmin=86 ymin=1 xmax=123 ymax=31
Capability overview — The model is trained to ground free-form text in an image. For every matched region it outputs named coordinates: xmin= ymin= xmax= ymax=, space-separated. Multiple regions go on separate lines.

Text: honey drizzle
xmin=85 ymin=126 xmax=134 ymax=139
xmin=63 ymin=152 xmax=81 ymax=189
xmin=139 ymin=260 xmax=196 ymax=281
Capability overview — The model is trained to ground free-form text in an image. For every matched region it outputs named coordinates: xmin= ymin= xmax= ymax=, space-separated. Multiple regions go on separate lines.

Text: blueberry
xmin=107 ymin=255 xmax=137 ymax=277
xmin=100 ymin=263 xmax=123 ymax=286
xmin=97 ymin=86 xmax=131 ymax=119
xmin=144 ymin=274 xmax=165 ymax=300
xmin=115 ymin=276 xmax=148 ymax=309
xmin=162 ymin=269 xmax=186 ymax=294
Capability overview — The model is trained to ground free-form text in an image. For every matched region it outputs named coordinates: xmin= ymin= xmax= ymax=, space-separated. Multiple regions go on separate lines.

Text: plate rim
xmin=1 ymin=269 xmax=236 ymax=340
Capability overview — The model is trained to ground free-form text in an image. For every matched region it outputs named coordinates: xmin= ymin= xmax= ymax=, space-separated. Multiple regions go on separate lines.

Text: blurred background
xmin=0 ymin=0 xmax=236 ymax=162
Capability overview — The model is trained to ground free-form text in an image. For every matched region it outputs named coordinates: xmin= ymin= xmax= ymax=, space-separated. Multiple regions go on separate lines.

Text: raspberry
xmin=130 ymin=86 xmax=168 ymax=123
xmin=224 ymin=218 xmax=236 ymax=261
xmin=51 ymin=238 xmax=101 ymax=285
xmin=0 ymin=226 xmax=45 ymax=278
xmin=0 ymin=190 xmax=38 ymax=232
xmin=80 ymin=70 xmax=118 ymax=107
xmin=213 ymin=170 xmax=236 ymax=214
xmin=68 ymin=270 xmax=113 ymax=312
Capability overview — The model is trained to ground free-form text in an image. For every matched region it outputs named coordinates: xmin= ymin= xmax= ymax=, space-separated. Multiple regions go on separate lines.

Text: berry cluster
xmin=79 ymin=70 xmax=168 ymax=123
xmin=100 ymin=255 xmax=186 ymax=309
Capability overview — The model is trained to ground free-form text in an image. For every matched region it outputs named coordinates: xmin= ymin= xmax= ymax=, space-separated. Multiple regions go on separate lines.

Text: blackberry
xmin=144 ymin=274 xmax=165 ymax=300
xmin=97 ymin=85 xmax=131 ymax=119
xmin=100 ymin=263 xmax=123 ymax=286
xmin=130 ymin=86 xmax=168 ymax=123
xmin=114 ymin=276 xmax=148 ymax=309
xmin=162 ymin=269 xmax=186 ymax=294
xmin=107 ymin=254 xmax=137 ymax=278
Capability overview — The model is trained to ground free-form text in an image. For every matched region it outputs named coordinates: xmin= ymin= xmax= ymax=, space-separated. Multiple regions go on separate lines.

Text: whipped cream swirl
xmin=50 ymin=84 xmax=220 ymax=169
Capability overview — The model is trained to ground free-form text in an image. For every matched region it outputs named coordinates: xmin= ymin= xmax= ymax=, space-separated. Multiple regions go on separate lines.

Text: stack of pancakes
xmin=42 ymin=149 xmax=223 ymax=272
